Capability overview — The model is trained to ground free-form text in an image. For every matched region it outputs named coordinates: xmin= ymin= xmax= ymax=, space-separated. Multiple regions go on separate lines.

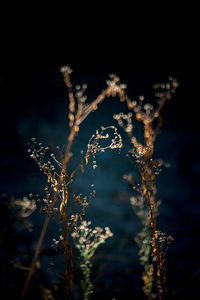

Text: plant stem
xmin=20 ymin=128 xmax=76 ymax=299
xmin=19 ymin=71 xmax=116 ymax=299
xmin=19 ymin=214 xmax=50 ymax=299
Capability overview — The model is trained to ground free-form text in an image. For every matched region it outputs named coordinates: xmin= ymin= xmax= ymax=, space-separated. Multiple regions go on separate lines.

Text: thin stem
xmin=19 ymin=70 xmax=118 ymax=299
xmin=20 ymin=125 xmax=76 ymax=299
xmin=19 ymin=214 xmax=50 ymax=299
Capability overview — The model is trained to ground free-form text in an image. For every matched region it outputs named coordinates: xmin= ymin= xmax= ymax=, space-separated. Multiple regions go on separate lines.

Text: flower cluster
xmin=113 ymin=112 xmax=133 ymax=135
xmin=13 ymin=197 xmax=36 ymax=218
xmin=60 ymin=65 xmax=73 ymax=75
xmin=28 ymin=138 xmax=56 ymax=177
xmin=86 ymin=126 xmax=123 ymax=169
xmin=106 ymin=74 xmax=127 ymax=97
xmin=71 ymin=221 xmax=113 ymax=256
xmin=71 ymin=221 xmax=113 ymax=300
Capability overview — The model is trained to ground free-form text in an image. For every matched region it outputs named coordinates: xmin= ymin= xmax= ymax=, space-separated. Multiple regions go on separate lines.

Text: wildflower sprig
xmin=116 ymin=77 xmax=178 ymax=299
xmin=21 ymin=65 xmax=178 ymax=300
xmin=21 ymin=66 xmax=126 ymax=299
xmin=85 ymin=125 xmax=123 ymax=169
xmin=106 ymin=73 xmax=127 ymax=97
xmin=60 ymin=66 xmax=127 ymax=134
xmin=13 ymin=197 xmax=37 ymax=218
xmin=71 ymin=221 xmax=113 ymax=300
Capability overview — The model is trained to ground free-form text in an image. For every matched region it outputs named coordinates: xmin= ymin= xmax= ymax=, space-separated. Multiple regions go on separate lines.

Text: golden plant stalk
xmin=20 ymin=66 xmax=124 ymax=299
xmin=114 ymin=77 xmax=178 ymax=299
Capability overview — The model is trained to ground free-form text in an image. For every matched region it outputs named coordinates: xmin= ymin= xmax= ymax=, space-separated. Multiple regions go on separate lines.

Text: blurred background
xmin=0 ymin=2 xmax=199 ymax=299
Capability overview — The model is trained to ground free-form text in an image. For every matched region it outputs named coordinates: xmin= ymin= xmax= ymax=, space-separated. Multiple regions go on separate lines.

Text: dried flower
xmin=13 ymin=197 xmax=36 ymax=218
xmin=86 ymin=126 xmax=123 ymax=169
xmin=60 ymin=65 xmax=73 ymax=74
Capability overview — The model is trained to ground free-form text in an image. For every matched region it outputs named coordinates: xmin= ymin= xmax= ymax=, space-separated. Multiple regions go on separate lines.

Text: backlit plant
xmin=71 ymin=221 xmax=113 ymax=300
xmin=13 ymin=65 xmax=178 ymax=299
xmin=114 ymin=77 xmax=178 ymax=299
xmin=19 ymin=66 xmax=123 ymax=299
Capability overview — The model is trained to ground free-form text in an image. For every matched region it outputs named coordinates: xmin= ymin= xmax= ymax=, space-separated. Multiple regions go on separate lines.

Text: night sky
xmin=0 ymin=3 xmax=199 ymax=300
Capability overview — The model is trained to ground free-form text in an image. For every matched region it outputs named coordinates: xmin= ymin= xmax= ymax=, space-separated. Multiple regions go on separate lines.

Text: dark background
xmin=0 ymin=2 xmax=199 ymax=299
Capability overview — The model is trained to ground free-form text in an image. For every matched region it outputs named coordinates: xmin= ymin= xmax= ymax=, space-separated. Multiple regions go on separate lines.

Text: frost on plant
xmin=71 ymin=221 xmax=113 ymax=300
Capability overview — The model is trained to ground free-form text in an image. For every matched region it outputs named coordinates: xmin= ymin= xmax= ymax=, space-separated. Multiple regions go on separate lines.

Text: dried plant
xmin=130 ymin=195 xmax=155 ymax=299
xmin=19 ymin=66 xmax=124 ymax=299
xmin=114 ymin=77 xmax=178 ymax=299
xmin=71 ymin=221 xmax=113 ymax=300
xmin=16 ymin=65 xmax=178 ymax=299
xmin=10 ymin=196 xmax=36 ymax=219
